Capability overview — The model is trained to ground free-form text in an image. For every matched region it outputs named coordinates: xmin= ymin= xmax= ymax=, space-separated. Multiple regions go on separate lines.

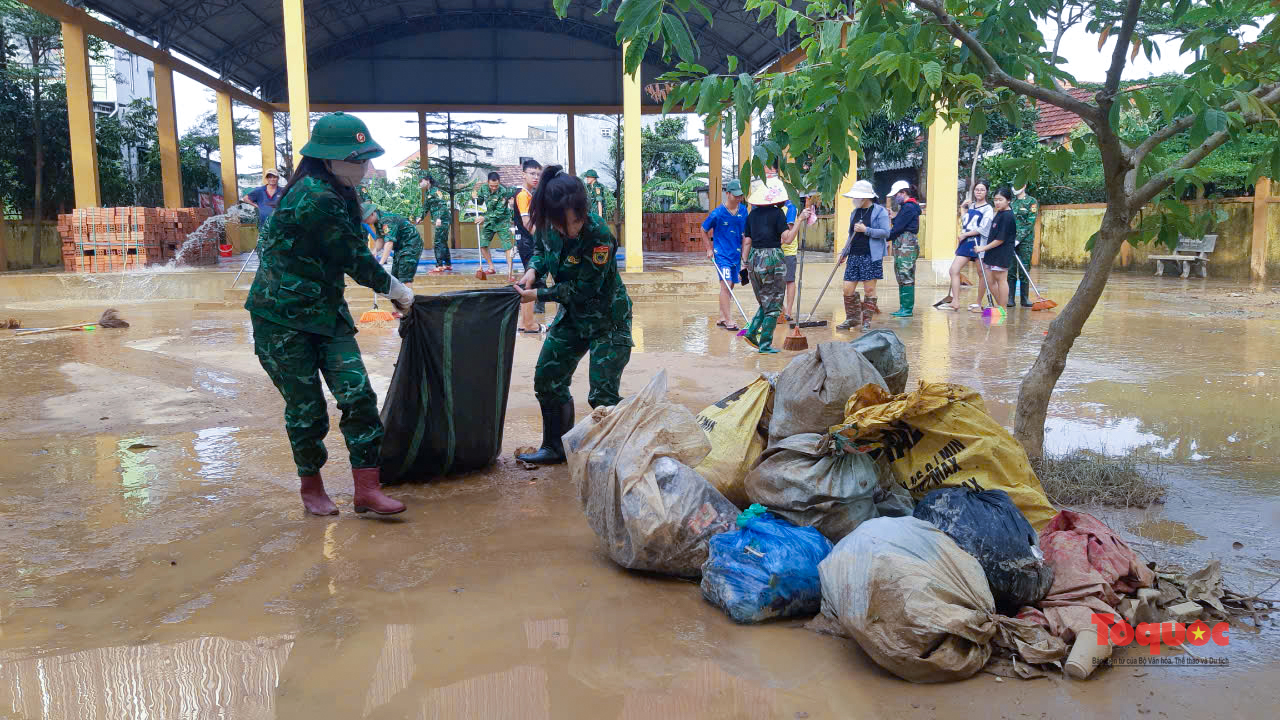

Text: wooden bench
xmin=1151 ymin=234 xmax=1217 ymax=278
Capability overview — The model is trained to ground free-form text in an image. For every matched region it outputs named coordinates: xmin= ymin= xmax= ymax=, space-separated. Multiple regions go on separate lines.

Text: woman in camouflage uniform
xmin=512 ymin=166 xmax=633 ymax=465
xmin=244 ymin=113 xmax=412 ymax=516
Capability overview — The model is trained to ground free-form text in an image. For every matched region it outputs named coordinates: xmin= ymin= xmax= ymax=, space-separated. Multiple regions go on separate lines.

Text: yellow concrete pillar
xmin=0 ymin=208 xmax=8 ymax=271
xmin=567 ymin=113 xmax=577 ymax=176
xmin=708 ymin=124 xmax=722 ymax=206
xmin=622 ymin=41 xmax=643 ymax=272
xmin=923 ymin=114 xmax=961 ymax=278
xmin=260 ymin=109 xmax=277 ymax=176
xmin=154 ymin=64 xmax=183 ymax=208
xmin=61 ymin=20 xmax=100 ymax=208
xmin=833 ymin=146 xmax=859 ymax=253
xmin=283 ymin=0 xmax=311 ymax=169
xmin=216 ymin=90 xmax=238 ymax=210
xmin=737 ymin=118 xmax=753 ymax=184
xmin=1251 ymin=177 xmax=1270 ymax=283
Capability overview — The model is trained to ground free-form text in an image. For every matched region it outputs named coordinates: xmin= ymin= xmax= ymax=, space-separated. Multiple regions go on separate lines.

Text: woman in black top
xmin=974 ymin=186 xmax=1017 ymax=308
xmin=887 ymin=181 xmax=922 ymax=317
xmin=741 ymin=180 xmax=808 ymax=353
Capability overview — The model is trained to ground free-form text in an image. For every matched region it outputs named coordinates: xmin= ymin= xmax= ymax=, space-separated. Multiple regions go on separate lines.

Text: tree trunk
xmin=31 ymin=64 xmax=43 ymax=268
xmin=1012 ymin=204 xmax=1134 ymax=458
xmin=446 ymin=113 xmax=459 ymax=242
xmin=967 ymin=132 xmax=983 ymax=202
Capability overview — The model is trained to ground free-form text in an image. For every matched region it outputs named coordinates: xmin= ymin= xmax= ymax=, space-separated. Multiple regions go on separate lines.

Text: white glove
xmin=384 ymin=275 xmax=415 ymax=312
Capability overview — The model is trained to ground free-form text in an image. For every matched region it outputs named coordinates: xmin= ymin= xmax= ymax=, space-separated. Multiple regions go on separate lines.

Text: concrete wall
xmin=2 ymin=222 xmax=62 ymax=271
xmin=1037 ymin=199 xmax=1280 ymax=280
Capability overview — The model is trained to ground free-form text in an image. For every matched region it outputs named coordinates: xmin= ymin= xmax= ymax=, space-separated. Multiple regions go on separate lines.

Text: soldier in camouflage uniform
xmin=887 ymin=180 xmax=923 ymax=317
xmin=1010 ymin=186 xmax=1038 ymax=307
xmin=583 ymin=169 xmax=608 ymax=218
xmin=363 ymin=203 xmax=424 ymax=284
xmin=244 ymin=112 xmax=411 ymax=516
xmin=419 ymin=176 xmax=452 ymax=271
xmin=473 ymin=172 xmax=516 ymax=276
xmin=512 ymin=166 xmax=632 ymax=465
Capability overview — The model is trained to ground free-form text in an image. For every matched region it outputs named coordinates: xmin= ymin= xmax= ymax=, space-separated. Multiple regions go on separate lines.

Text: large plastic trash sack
xmin=701 ymin=505 xmax=833 ymax=624
xmin=830 ymin=382 xmax=1057 ymax=529
xmin=818 ymin=517 xmax=1067 ymax=683
xmin=564 ymin=371 xmax=738 ymax=577
xmin=694 ymin=377 xmax=772 ymax=508
xmin=913 ymin=488 xmax=1054 ymax=614
xmin=379 ymin=287 xmax=521 ymax=483
xmin=768 ymin=342 xmax=886 ymax=445
xmin=744 ymin=433 xmax=894 ymax=542
xmin=850 ymin=329 xmax=909 ymax=394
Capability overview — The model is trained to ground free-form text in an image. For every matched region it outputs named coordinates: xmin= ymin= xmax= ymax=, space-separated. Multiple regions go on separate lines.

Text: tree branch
xmin=1103 ymin=0 xmax=1142 ymax=98
xmin=910 ymin=0 xmax=1100 ymax=122
xmin=1130 ymin=83 xmax=1280 ymax=209
xmin=1132 ymin=81 xmax=1280 ymax=164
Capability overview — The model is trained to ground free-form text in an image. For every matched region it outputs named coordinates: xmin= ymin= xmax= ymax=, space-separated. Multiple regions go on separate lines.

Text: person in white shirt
xmin=938 ymin=180 xmax=994 ymax=311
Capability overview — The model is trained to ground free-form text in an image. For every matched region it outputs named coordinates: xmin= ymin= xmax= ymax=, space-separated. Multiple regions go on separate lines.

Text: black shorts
xmin=517 ymin=236 xmax=545 ymax=288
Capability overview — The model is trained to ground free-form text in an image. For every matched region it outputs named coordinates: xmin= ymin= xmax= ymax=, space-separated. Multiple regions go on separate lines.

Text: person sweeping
xmin=886 ymin=180 xmax=922 ymax=317
xmin=365 ymin=203 xmax=424 ymax=288
xmin=741 ymin=176 xmax=810 ymax=353
xmin=512 ymin=166 xmax=633 ymax=465
xmin=244 ymin=112 xmax=411 ymax=516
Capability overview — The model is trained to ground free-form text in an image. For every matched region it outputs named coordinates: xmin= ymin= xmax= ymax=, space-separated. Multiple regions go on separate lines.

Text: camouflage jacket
xmin=420 ymin=186 xmax=448 ymax=223
xmin=245 ymin=176 xmax=391 ymax=337
xmin=378 ymin=211 xmax=423 ymax=254
xmin=585 ymin=182 xmax=608 ymax=216
xmin=532 ymin=214 xmax=632 ymax=339
xmin=1011 ymin=195 xmax=1038 ymax=246
xmin=474 ymin=184 xmax=515 ymax=224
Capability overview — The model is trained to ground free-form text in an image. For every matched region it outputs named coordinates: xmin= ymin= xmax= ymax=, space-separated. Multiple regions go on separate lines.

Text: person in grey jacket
xmin=837 ymin=179 xmax=891 ymax=332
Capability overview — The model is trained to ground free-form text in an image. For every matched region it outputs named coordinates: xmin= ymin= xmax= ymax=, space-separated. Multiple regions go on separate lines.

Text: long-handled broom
xmin=14 ymin=308 xmax=130 ymax=336
xmin=1012 ymin=253 xmax=1057 ymax=310
xmin=977 ymin=258 xmax=1007 ymax=324
xmin=783 ymin=209 xmax=814 ymax=351
xmin=798 ymin=250 xmax=843 ymax=328
xmin=711 ymin=259 xmax=751 ymax=328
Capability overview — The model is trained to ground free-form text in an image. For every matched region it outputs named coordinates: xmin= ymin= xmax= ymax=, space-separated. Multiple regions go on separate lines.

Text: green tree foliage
xmin=609 ymin=115 xmax=704 ymax=183
xmin=644 ymin=172 xmax=707 ymax=211
xmin=182 ymin=107 xmax=260 ymax=161
xmin=580 ymin=0 xmax=1280 ymax=457
xmin=411 ymin=113 xmax=498 ymax=233
xmin=363 ymin=161 xmax=426 ymax=220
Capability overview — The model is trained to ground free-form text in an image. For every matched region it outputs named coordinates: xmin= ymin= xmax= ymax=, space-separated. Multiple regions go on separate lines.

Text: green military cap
xmin=724 ymin=179 xmax=744 ymax=196
xmin=300 ymin=112 xmax=385 ymax=162
xmin=583 ymin=169 xmax=600 ymax=178
xmin=361 ymin=202 xmax=379 ymax=219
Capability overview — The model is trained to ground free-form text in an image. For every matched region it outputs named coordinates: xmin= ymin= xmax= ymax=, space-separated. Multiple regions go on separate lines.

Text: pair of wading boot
xmin=741 ymin=314 xmax=781 ymax=354
xmin=299 ymin=468 xmax=405 ymax=516
xmin=892 ymin=286 xmax=915 ymax=317
xmin=836 ymin=293 xmax=877 ymax=332
xmin=516 ymin=398 xmax=576 ymax=465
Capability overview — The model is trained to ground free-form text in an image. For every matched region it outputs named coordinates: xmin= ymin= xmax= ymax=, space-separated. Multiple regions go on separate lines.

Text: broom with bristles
xmin=1013 ymin=253 xmax=1057 ymax=310
xmin=783 ymin=200 xmax=816 ymax=351
xmin=977 ymin=259 xmax=1007 ymax=323
xmin=14 ymin=309 xmax=129 ymax=336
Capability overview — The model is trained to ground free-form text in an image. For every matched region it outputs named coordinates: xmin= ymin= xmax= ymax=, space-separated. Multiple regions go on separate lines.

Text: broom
xmin=977 ymin=258 xmax=1007 ymax=323
xmin=783 ymin=205 xmax=814 ymax=351
xmin=1012 ymin=253 xmax=1057 ymax=310
xmin=359 ymin=291 xmax=395 ymax=323
xmin=14 ymin=308 xmax=129 ymax=336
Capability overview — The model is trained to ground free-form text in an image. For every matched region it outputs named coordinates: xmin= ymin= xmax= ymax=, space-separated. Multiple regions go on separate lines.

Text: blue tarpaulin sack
xmin=700 ymin=505 xmax=834 ymax=623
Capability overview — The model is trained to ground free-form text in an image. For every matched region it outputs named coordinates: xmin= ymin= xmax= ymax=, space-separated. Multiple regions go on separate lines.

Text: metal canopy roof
xmin=81 ymin=0 xmax=797 ymax=108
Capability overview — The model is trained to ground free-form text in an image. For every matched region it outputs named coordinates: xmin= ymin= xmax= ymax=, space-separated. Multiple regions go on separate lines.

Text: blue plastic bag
xmin=700 ymin=505 xmax=834 ymax=623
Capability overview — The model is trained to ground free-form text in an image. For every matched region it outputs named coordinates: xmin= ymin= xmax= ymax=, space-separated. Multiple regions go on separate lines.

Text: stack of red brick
xmin=58 ymin=207 xmax=217 ymax=273
xmin=641 ymin=212 xmax=709 ymax=253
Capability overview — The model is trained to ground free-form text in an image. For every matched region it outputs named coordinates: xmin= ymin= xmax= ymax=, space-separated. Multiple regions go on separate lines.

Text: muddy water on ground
xmin=0 ymin=270 xmax=1277 ymax=718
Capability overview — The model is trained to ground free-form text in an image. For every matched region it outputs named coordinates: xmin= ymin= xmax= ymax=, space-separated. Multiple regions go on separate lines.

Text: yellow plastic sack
xmin=694 ymin=377 xmax=772 ymax=508
xmin=830 ymin=382 xmax=1057 ymax=530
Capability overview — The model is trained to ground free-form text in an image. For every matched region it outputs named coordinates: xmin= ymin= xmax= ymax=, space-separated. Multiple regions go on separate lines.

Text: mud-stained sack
xmin=565 ymin=371 xmax=738 ymax=577
xmin=830 ymin=382 xmax=1056 ymax=530
xmin=743 ymin=433 xmax=898 ymax=542
xmin=768 ymin=342 xmax=886 ymax=445
xmin=913 ymin=488 xmax=1054 ymax=614
xmin=380 ymin=288 xmax=521 ymax=483
xmin=694 ymin=377 xmax=772 ymax=507
xmin=818 ymin=517 xmax=1067 ymax=683
xmin=850 ymin=329 xmax=909 ymax=394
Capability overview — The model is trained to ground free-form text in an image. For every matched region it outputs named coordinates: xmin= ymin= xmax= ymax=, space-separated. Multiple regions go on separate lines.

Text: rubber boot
xmin=352 ymin=467 xmax=406 ymax=515
xmin=891 ymin=286 xmax=914 ymax=317
xmin=1020 ymin=278 xmax=1033 ymax=307
xmin=757 ymin=315 xmax=781 ymax=354
xmin=863 ymin=296 xmax=880 ymax=315
xmin=741 ymin=314 xmax=763 ymax=348
xmin=860 ymin=299 xmax=871 ymax=332
xmin=835 ymin=293 xmax=862 ymax=331
xmin=516 ymin=398 xmax=574 ymax=465
xmin=299 ymin=474 xmax=339 ymax=516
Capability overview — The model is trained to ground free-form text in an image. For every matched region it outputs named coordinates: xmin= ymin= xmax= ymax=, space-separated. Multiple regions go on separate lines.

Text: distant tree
xmin=587 ymin=113 xmax=623 ymax=220
xmin=183 ymin=107 xmax=260 ymax=162
xmin=412 ymin=113 xmax=498 ymax=238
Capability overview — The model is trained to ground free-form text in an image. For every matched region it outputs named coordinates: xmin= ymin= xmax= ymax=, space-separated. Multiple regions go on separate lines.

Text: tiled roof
xmin=1035 ymin=87 xmax=1096 ymax=140
xmin=495 ymin=165 xmax=525 ymax=187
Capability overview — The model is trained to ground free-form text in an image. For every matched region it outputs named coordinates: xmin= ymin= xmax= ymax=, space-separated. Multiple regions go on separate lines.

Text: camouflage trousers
xmin=252 ymin=316 xmax=383 ymax=476
xmin=533 ymin=321 xmax=633 ymax=408
xmin=1013 ymin=236 xmax=1035 ymax=291
xmin=432 ymin=222 xmax=452 ymax=267
xmin=479 ymin=220 xmax=514 ymax=251
xmin=748 ymin=248 xmax=786 ymax=321
xmin=893 ymin=232 xmax=919 ymax=286
xmin=392 ymin=243 xmax=422 ymax=284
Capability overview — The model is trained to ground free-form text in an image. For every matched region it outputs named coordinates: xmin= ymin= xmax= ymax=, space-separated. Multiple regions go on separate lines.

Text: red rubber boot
xmin=300 ymin=474 xmax=339 ymax=516
xmin=352 ymin=467 xmax=406 ymax=515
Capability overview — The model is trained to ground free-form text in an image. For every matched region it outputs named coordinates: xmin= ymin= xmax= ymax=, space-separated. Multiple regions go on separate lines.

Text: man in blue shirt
xmin=702 ymin=179 xmax=748 ymax=330
xmin=241 ymin=169 xmax=284 ymax=230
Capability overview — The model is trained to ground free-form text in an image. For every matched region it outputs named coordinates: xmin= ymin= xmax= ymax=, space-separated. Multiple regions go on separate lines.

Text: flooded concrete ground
xmin=0 ymin=264 xmax=1277 ymax=719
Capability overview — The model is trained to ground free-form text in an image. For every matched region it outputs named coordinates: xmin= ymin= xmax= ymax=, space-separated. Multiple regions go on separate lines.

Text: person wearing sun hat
xmin=244 ymin=112 xmax=410 ymax=517
xmin=740 ymin=176 xmax=811 ymax=353
xmin=836 ymin=179 xmax=891 ymax=332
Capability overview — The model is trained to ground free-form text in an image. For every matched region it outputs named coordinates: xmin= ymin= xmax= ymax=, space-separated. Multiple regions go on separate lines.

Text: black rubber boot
xmin=517 ymin=398 xmax=575 ymax=465
xmin=1020 ymin=278 xmax=1033 ymax=307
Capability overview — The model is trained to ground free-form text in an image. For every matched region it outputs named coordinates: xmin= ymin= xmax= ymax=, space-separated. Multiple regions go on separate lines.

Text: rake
xmin=1013 ymin=253 xmax=1058 ymax=310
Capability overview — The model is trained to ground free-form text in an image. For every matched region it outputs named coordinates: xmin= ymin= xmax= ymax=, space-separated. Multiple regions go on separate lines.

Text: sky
xmin=165 ymin=18 xmax=1204 ymax=179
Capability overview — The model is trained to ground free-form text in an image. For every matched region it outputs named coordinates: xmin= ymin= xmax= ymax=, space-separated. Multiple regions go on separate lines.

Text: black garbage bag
xmin=913 ymin=487 xmax=1054 ymax=614
xmin=850 ymin=329 xmax=909 ymax=394
xmin=379 ymin=288 xmax=521 ymax=484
